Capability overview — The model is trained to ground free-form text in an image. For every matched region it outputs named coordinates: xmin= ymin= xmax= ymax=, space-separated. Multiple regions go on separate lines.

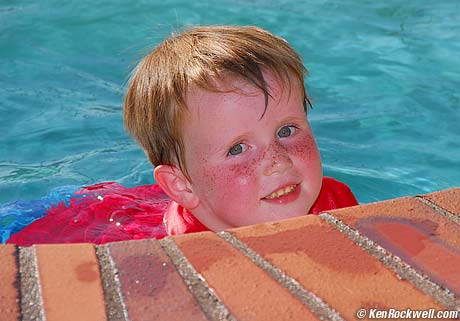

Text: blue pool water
xmin=1 ymin=1 xmax=459 ymax=240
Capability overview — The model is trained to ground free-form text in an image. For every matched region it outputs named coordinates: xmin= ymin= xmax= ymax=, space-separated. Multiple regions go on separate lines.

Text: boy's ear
xmin=154 ymin=165 xmax=199 ymax=209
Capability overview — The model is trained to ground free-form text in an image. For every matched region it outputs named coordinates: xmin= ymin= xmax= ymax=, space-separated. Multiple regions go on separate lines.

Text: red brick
xmin=35 ymin=243 xmax=107 ymax=321
xmin=173 ymin=231 xmax=319 ymax=321
xmin=108 ymin=239 xmax=208 ymax=321
xmin=328 ymin=196 xmax=460 ymax=295
xmin=0 ymin=245 xmax=20 ymax=321
xmin=422 ymin=188 xmax=460 ymax=216
xmin=232 ymin=215 xmax=443 ymax=320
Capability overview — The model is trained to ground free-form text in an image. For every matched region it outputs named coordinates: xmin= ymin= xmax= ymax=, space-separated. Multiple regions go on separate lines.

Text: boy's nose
xmin=262 ymin=142 xmax=293 ymax=176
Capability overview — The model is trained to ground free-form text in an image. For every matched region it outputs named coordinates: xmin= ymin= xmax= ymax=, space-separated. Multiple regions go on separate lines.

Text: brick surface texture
xmin=35 ymin=243 xmax=107 ymax=321
xmin=329 ymin=196 xmax=460 ymax=296
xmin=0 ymin=187 xmax=459 ymax=321
xmin=173 ymin=231 xmax=320 ymax=321
xmin=422 ymin=188 xmax=460 ymax=216
xmin=108 ymin=239 xmax=208 ymax=321
xmin=0 ymin=245 xmax=20 ymax=321
xmin=232 ymin=216 xmax=444 ymax=319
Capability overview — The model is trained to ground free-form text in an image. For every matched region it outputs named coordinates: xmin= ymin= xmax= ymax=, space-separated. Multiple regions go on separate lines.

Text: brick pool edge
xmin=1 ymin=188 xmax=460 ymax=321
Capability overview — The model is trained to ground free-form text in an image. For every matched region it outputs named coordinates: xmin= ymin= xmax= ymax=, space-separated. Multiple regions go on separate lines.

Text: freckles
xmin=203 ymin=171 xmax=217 ymax=182
xmin=288 ymin=135 xmax=318 ymax=160
xmin=217 ymin=160 xmax=259 ymax=193
xmin=290 ymin=143 xmax=311 ymax=158
xmin=200 ymin=159 xmax=216 ymax=181
xmin=228 ymin=159 xmax=258 ymax=178
xmin=261 ymin=148 xmax=274 ymax=163
xmin=260 ymin=146 xmax=278 ymax=165
xmin=199 ymin=164 xmax=220 ymax=195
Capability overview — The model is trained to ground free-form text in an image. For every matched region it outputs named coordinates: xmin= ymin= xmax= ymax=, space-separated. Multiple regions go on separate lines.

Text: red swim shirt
xmin=7 ymin=177 xmax=358 ymax=246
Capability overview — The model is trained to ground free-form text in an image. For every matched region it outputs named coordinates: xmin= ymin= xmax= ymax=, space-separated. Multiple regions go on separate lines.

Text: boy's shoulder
xmin=309 ymin=177 xmax=358 ymax=214
xmin=7 ymin=182 xmax=170 ymax=246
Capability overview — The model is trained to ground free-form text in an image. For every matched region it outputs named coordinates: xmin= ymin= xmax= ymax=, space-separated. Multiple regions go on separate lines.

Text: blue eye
xmin=228 ymin=143 xmax=247 ymax=156
xmin=277 ymin=125 xmax=297 ymax=138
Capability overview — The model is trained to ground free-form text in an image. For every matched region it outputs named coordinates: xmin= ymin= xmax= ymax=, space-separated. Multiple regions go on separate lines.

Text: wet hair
xmin=124 ymin=25 xmax=311 ymax=179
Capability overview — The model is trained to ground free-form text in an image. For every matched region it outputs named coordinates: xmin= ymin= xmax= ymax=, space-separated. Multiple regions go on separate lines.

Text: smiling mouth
xmin=263 ymin=184 xmax=298 ymax=200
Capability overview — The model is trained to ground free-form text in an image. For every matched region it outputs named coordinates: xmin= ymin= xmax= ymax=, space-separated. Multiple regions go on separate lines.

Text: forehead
xmin=182 ymin=70 xmax=305 ymax=144
xmin=185 ymin=70 xmax=300 ymax=115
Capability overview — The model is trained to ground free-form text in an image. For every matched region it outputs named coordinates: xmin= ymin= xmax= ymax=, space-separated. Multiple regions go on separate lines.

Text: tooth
xmin=266 ymin=184 xmax=296 ymax=199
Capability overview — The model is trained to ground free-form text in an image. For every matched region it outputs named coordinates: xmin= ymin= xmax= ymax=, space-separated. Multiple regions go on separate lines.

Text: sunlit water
xmin=1 ymin=1 xmax=459 ymax=240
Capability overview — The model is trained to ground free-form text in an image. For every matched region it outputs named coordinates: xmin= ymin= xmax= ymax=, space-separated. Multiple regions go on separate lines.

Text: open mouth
xmin=264 ymin=184 xmax=298 ymax=200
xmin=261 ymin=183 xmax=301 ymax=205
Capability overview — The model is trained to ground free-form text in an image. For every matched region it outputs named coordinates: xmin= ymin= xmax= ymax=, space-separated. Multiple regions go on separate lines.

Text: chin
xmin=264 ymin=209 xmax=305 ymax=223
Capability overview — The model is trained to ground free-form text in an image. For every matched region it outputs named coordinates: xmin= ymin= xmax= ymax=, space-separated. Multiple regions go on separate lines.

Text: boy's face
xmin=182 ymin=70 xmax=322 ymax=231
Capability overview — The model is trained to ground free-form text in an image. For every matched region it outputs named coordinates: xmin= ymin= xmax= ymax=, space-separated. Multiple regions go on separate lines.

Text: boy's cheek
xmin=287 ymin=132 xmax=320 ymax=160
xmin=208 ymin=165 xmax=257 ymax=190
xmin=199 ymin=162 xmax=258 ymax=199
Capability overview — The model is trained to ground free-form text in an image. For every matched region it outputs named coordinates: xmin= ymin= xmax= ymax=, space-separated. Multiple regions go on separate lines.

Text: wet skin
xmin=181 ymin=70 xmax=323 ymax=231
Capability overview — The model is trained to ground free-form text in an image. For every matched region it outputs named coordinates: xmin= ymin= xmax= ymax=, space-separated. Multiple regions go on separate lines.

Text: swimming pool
xmin=1 ymin=1 xmax=459 ymax=241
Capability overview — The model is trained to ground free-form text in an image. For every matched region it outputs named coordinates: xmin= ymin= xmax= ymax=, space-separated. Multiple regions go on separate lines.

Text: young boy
xmin=7 ymin=25 xmax=357 ymax=245
xmin=124 ymin=25 xmax=358 ymax=235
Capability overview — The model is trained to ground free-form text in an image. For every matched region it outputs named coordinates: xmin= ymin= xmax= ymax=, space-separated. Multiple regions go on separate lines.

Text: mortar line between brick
xmin=95 ymin=245 xmax=130 ymax=321
xmin=18 ymin=246 xmax=46 ymax=321
xmin=416 ymin=196 xmax=460 ymax=225
xmin=319 ymin=212 xmax=460 ymax=310
xmin=159 ymin=237 xmax=238 ymax=321
xmin=218 ymin=231 xmax=345 ymax=321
